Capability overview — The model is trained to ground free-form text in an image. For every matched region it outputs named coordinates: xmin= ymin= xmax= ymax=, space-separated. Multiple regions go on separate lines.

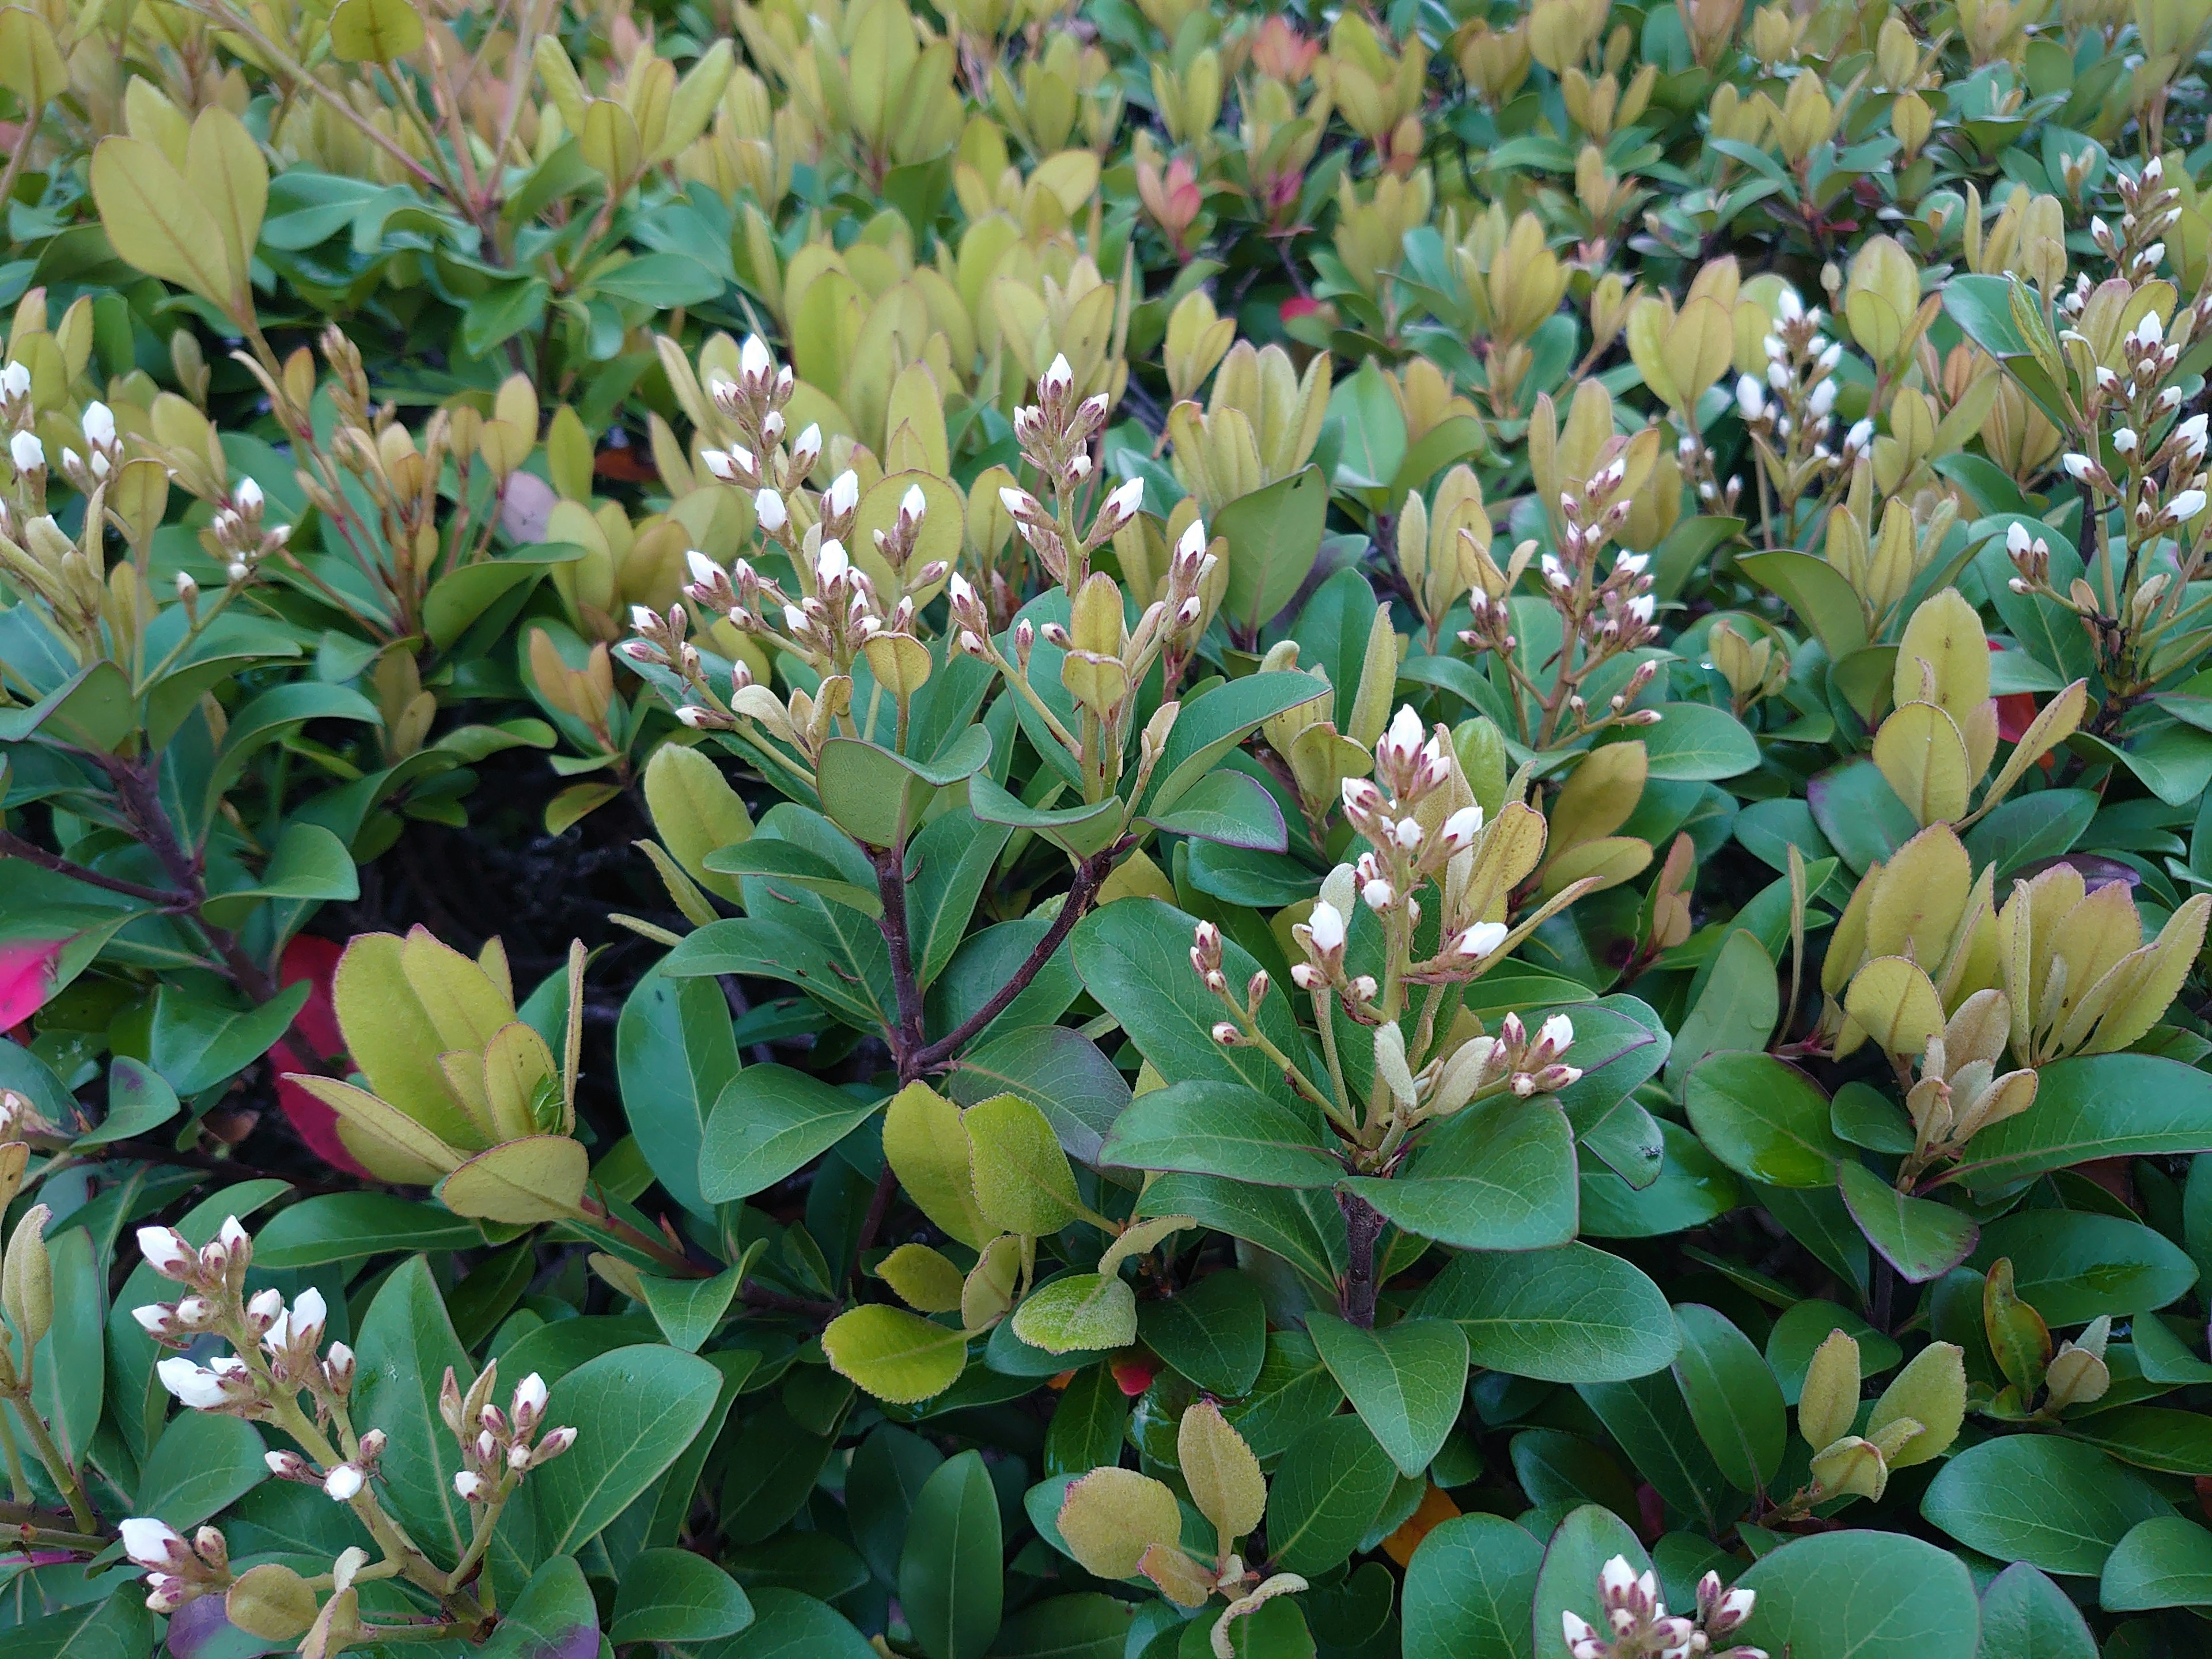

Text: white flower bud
xmin=10 ymin=430 xmax=43 ymax=472
xmin=324 ymin=1464 xmax=364 ymax=1502
xmin=1307 ymin=900 xmax=1346 ymax=953
xmin=827 ymin=470 xmax=859 ymax=517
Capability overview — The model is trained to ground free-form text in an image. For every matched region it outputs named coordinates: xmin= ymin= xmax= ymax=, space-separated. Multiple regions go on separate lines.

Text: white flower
xmin=1718 ymin=1586 xmax=1755 ymax=1623
xmin=754 ymin=487 xmax=787 ymax=532
xmin=138 ymin=1226 xmax=193 ymax=1279
xmin=2177 ymin=413 xmax=2209 ymax=459
xmin=781 ymin=604 xmax=808 ymax=634
xmin=1615 ymin=551 xmax=1650 ymax=577
xmin=130 ymin=1304 xmax=169 ymax=1335
xmin=156 ymin=1357 xmax=229 ymax=1410
xmin=1844 ymin=418 xmax=1873 ymax=452
xmin=1540 ymin=1013 xmax=1575 ymax=1052
xmin=2171 ymin=489 xmax=2206 ymax=521
xmin=1809 ymin=378 xmax=1838 ymax=416
xmin=234 ymin=478 xmax=263 ymax=512
xmin=513 ymin=1372 xmax=548 ymax=1418
xmin=1361 ymin=878 xmax=1395 ymax=911
xmin=1341 ymin=777 xmax=1382 ymax=817
xmin=1441 ymin=805 xmax=1484 ymax=850
xmin=1766 ymin=360 xmax=1790 ymax=392
xmin=1457 ymin=921 xmax=1509 ymax=959
xmin=11 ymin=430 xmax=43 ymax=472
xmin=1541 ymin=552 xmax=1570 ymax=588
xmin=456 ymin=1471 xmax=488 ymax=1502
xmin=1563 ymin=1611 xmax=1604 ymax=1659
xmin=1774 ymin=287 xmax=1802 ymax=322
xmin=999 ymin=484 xmax=1038 ymax=518
xmin=291 ymin=1287 xmax=327 ymax=1343
xmin=1627 ymin=594 xmax=1656 ymax=623
xmin=1177 ymin=517 xmax=1209 ymax=561
xmin=1041 ymin=353 xmax=1074 ymax=397
xmin=686 ymin=549 xmax=721 ymax=586
xmin=1307 ymin=901 xmax=1346 ymax=953
xmin=324 ymin=1464 xmax=364 ymax=1502
xmin=1104 ymin=477 xmax=1144 ymax=525
xmin=899 ymin=483 xmax=927 ymax=522
xmin=739 ymin=334 xmax=773 ymax=380
xmin=2062 ymin=453 xmax=2094 ymax=480
xmin=82 ymin=402 xmax=115 ymax=446
xmin=630 ymin=604 xmax=658 ymax=632
xmin=0 ymin=360 xmax=26 ymax=398
xmin=791 ymin=423 xmax=822 ymax=470
xmin=2135 ymin=311 xmax=2163 ymax=348
xmin=1384 ymin=704 xmax=1425 ymax=761
xmin=1393 ymin=817 xmax=1423 ymax=850
xmin=2114 ymin=428 xmax=2138 ymax=453
xmin=2006 ymin=521 xmax=2033 ymax=556
xmin=816 ymin=539 xmax=850 ymax=585
xmin=120 ymin=1517 xmax=183 ymax=1569
xmin=825 ymin=469 xmax=859 ymax=518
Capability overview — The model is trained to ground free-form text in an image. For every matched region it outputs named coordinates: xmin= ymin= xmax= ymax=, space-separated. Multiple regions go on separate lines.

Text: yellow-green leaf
xmin=877 ymin=1243 xmax=966 ymax=1313
xmin=330 ymin=0 xmax=426 ymax=61
xmin=1058 ymin=1467 xmax=1184 ymax=1579
xmin=1845 ymin=956 xmax=1948 ymax=1058
xmin=1178 ymin=1399 xmax=1264 ymax=1548
xmin=436 ymin=1135 xmax=589 ymax=1223
xmin=1873 ymin=701 xmax=1972 ymax=826
xmin=965 ymin=1092 xmax=1085 ymax=1236
xmin=821 ymin=1304 xmax=968 ymax=1403
xmin=884 ymin=1081 xmax=990 ymax=1248
xmin=644 ymin=742 xmax=752 ymax=904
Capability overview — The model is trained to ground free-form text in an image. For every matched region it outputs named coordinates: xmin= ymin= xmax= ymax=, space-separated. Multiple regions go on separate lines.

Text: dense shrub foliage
xmin=9 ymin=1 xmax=2212 ymax=1656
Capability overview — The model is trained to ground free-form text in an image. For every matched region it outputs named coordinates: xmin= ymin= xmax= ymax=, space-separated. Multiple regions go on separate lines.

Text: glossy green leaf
xmin=1732 ymin=1529 xmax=1980 ymax=1658
xmin=1415 ymin=1243 xmax=1679 ymax=1382
xmin=899 ymin=1450 xmax=1003 ymax=1659
xmin=1306 ymin=1312 xmax=1469 ymax=1478
xmin=1921 ymin=1435 xmax=2169 ymax=1574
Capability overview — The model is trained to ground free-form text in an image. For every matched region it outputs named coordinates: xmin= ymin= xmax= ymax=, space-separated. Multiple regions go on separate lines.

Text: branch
xmin=910 ymin=845 xmax=1120 ymax=1074
xmin=873 ymin=846 xmax=929 ymax=1079
xmin=0 ymin=831 xmax=191 ymax=909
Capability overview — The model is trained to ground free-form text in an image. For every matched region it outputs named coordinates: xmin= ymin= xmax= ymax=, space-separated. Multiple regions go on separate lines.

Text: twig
xmin=0 ymin=831 xmax=191 ymax=909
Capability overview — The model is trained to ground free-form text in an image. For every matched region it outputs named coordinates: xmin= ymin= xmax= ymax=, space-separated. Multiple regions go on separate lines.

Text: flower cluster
xmin=1562 ymin=1556 xmax=1763 ymax=1659
xmin=1735 ymin=289 xmax=1868 ymax=505
xmin=442 ymin=1361 xmax=576 ymax=1505
xmin=120 ymin=1516 xmax=234 ymax=1615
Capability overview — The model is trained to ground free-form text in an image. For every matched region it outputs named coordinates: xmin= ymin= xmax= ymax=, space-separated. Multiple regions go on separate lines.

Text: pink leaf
xmin=0 ymin=938 xmax=64 ymax=1032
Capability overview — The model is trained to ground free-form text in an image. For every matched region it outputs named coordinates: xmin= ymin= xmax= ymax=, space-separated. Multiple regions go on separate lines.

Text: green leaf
xmin=2101 ymin=1516 xmax=2212 ymax=1611
xmin=592 ymin=251 xmax=724 ymax=306
xmin=1141 ymin=673 xmax=1332 ymax=819
xmin=1631 ymin=704 xmax=1760 ymax=781
xmin=899 ymin=1450 xmax=1003 ymax=1659
xmin=638 ymin=1264 xmax=743 ymax=1353
xmin=1402 ymin=1513 xmax=1544 ymax=1659
xmin=1669 ymin=1304 xmax=1785 ymax=1492
xmin=816 ymin=728 xmax=991 ymax=849
xmin=615 ymin=962 xmax=739 ymax=1218
xmin=1838 ymin=1160 xmax=1979 ymax=1282
xmin=1763 ymin=1300 xmax=1899 ymax=1404
xmin=966 ymin=772 xmax=1124 ymax=857
xmin=1664 ymin=928 xmax=1778 ymax=1086
xmin=1218 ymin=467 xmax=1330 ymax=636
xmin=1074 ymin=899 xmax=1317 ymax=1108
xmin=1143 ymin=768 xmax=1288 ymax=849
xmin=135 ymin=1408 xmax=264 ymax=1529
xmin=609 ymin=1547 xmax=754 ymax=1644
xmin=1732 ymin=1529 xmax=1980 ymax=1659
xmin=1327 ymin=359 xmax=1409 ymax=489
xmin=7 ymin=1592 xmax=154 ymax=1659
xmin=253 ymin=1194 xmax=482 ymax=1267
xmin=1101 ymin=1080 xmax=1339 ymax=1187
xmin=423 ymin=547 xmax=581 ymax=649
xmin=1941 ymin=1054 xmax=2212 ymax=1191
xmin=1921 ymin=1435 xmax=2169 ymax=1574
xmin=1970 ymin=1210 xmax=2199 ymax=1324
xmin=822 ymin=1304 xmax=968 ymax=1402
xmin=1740 ymin=550 xmax=1870 ymax=660
xmin=529 ymin=1344 xmax=722 ymax=1557
xmin=78 ymin=1058 xmax=176 ymax=1147
xmin=717 ymin=1589 xmax=877 ymax=1659
xmin=2062 ymin=1406 xmax=2212 ymax=1476
xmin=1306 ymin=1312 xmax=1469 ymax=1478
xmin=1415 ymin=1243 xmax=1678 ymax=1382
xmin=29 ymin=1226 xmax=103 ymax=1465
xmin=1976 ymin=1563 xmax=2097 ymax=1659
xmin=145 ymin=982 xmax=312 ymax=1097
xmin=699 ymin=1066 xmax=884 ymax=1202
xmin=436 ymin=1135 xmax=589 ymax=1224
xmin=1139 ymin=1270 xmax=1267 ymax=1396
xmin=1531 ymin=1506 xmax=1649 ymax=1659
xmin=461 ymin=275 xmax=550 ymax=356
xmin=328 ymin=0 xmax=426 ymax=61
xmin=1577 ymin=1370 xmax=1742 ymax=1531
xmin=1684 ymin=1052 xmax=1845 ymax=1188
xmin=993 ymin=1594 xmax=1134 ymax=1659
xmin=353 ymin=1256 xmax=473 ymax=1563
xmin=908 ymin=810 xmax=1016 ymax=985
xmin=1340 ymin=1100 xmax=1575 ymax=1249
xmin=849 ymin=1425 xmax=945 ymax=1580
xmin=479 ymin=1555 xmax=596 ymax=1659
xmin=1263 ymin=1415 xmax=1401 ymax=1576
xmin=704 ymin=839 xmax=884 ymax=916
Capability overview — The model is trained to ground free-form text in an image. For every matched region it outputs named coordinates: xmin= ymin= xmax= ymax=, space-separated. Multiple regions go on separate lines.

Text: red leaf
xmin=270 ymin=934 xmax=369 ymax=1176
